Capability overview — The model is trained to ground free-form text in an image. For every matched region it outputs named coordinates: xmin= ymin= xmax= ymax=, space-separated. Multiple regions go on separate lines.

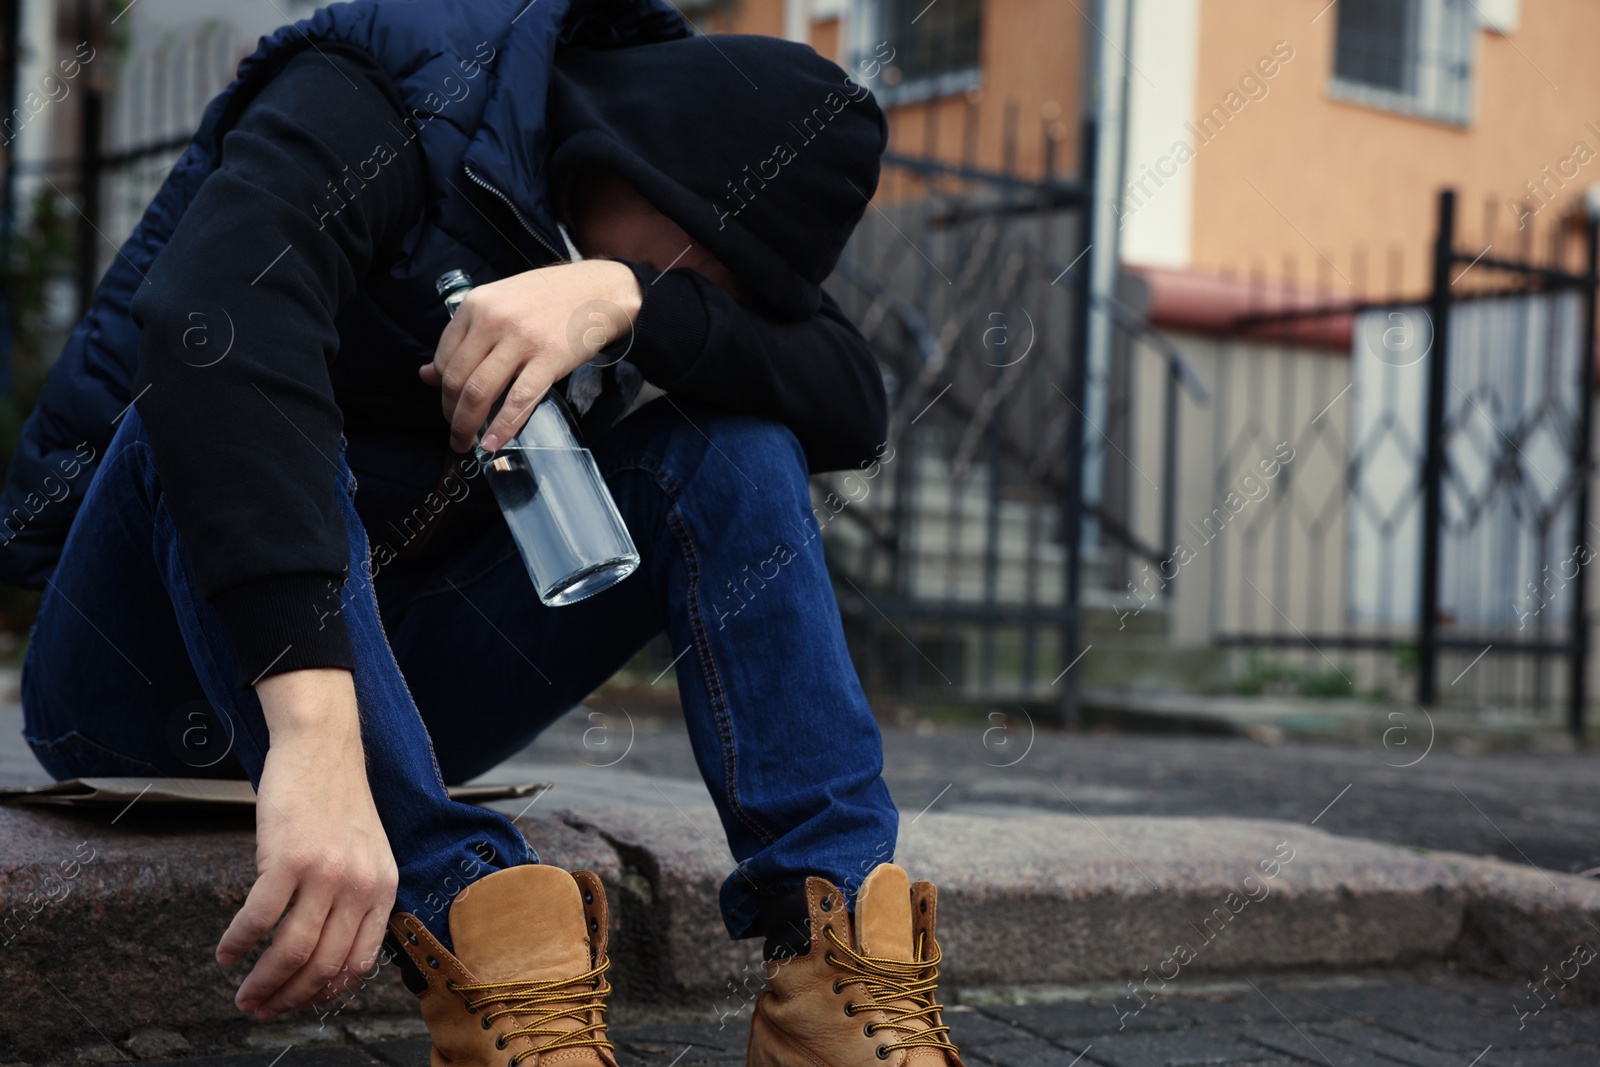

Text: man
xmin=3 ymin=2 xmax=963 ymax=1064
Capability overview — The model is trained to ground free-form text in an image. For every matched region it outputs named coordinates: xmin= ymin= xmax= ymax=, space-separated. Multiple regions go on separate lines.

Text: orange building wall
xmin=714 ymin=0 xmax=1082 ymax=186
xmin=810 ymin=15 xmax=841 ymax=63
xmin=882 ymin=0 xmax=1081 ymax=184
xmin=1188 ymin=0 xmax=1600 ymax=295
xmin=696 ymin=0 xmax=785 ymax=37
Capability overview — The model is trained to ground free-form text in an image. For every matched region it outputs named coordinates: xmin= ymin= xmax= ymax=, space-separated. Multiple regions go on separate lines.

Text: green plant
xmin=0 ymin=186 xmax=75 ymax=463
xmin=0 ymin=187 xmax=77 ymax=641
xmin=1231 ymin=652 xmax=1354 ymax=699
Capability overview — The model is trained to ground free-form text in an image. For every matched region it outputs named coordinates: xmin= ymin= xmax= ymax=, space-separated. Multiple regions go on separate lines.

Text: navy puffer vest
xmin=0 ymin=0 xmax=688 ymax=588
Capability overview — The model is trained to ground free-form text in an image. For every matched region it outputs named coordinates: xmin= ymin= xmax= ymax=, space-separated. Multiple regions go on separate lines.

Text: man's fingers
xmin=234 ymin=885 xmax=334 ymax=1016
xmin=217 ymin=868 xmax=295 ymax=968
xmin=257 ymin=898 xmax=366 ymax=1018
xmin=430 ymin=289 xmax=476 ymax=371
xmin=481 ymin=362 xmax=553 ymax=452
xmin=435 ymin=303 xmax=496 ymax=421
xmin=449 ymin=344 xmax=526 ymax=451
xmin=344 ymin=903 xmax=394 ymax=980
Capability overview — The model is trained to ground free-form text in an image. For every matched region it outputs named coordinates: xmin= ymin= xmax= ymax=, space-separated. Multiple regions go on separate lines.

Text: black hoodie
xmin=129 ymin=39 xmax=889 ymax=685
xmin=546 ymin=33 xmax=890 ymax=321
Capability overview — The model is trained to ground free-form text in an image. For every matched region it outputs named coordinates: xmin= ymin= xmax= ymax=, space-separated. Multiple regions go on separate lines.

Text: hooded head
xmin=546 ymin=33 xmax=888 ymax=320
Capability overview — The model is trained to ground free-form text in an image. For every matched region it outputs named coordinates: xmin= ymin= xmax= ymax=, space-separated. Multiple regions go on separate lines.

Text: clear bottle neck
xmin=436 ymin=269 xmax=474 ymax=318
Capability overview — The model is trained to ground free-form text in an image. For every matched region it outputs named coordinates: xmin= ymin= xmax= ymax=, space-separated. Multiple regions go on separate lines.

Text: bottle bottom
xmin=540 ymin=554 xmax=642 ymax=607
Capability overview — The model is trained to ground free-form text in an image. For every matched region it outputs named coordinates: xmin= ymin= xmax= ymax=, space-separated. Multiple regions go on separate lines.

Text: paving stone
xmin=240 ymin=1021 xmax=348 ymax=1049
xmin=942 ymin=1005 xmax=1046 ymax=1045
xmin=337 ymin=1018 xmax=425 ymax=1044
xmin=608 ymin=1026 xmax=746 ymax=1067
xmin=361 ymin=1024 xmax=750 ymax=1067
xmin=1251 ymin=1022 xmax=1595 ymax=1067
xmin=667 ymin=1054 xmax=745 ymax=1067
xmin=1158 ymin=994 xmax=1321 ymax=1030
xmin=122 ymin=1029 xmax=193 ymax=1057
xmin=1482 ymin=1049 xmax=1600 ymax=1067
xmin=970 ymin=987 xmax=1319 ymax=1044
xmin=1266 ymin=977 xmax=1475 ymax=1026
xmin=138 ymin=1051 xmax=380 ymax=1066
xmin=974 ymin=999 xmax=1192 ymax=1039
xmin=964 ymin=1044 xmax=1097 ymax=1067
xmin=1248 ymin=1022 xmax=1394 ymax=1066
xmin=361 ymin=1038 xmax=430 ymax=1067
xmin=1371 ymin=996 xmax=1600 ymax=1051
xmin=603 ymin=1022 xmax=746 ymax=1051
xmin=1057 ymin=1028 xmax=1281 ymax=1066
xmin=1307 ymin=1020 xmax=1477 ymax=1066
xmin=631 ymin=1048 xmax=744 ymax=1067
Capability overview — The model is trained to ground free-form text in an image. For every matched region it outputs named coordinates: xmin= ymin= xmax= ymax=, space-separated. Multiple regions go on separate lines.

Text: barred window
xmin=1335 ymin=0 xmax=1417 ymax=93
xmin=888 ymin=0 xmax=982 ymax=85
xmin=1331 ymin=0 xmax=1474 ymax=124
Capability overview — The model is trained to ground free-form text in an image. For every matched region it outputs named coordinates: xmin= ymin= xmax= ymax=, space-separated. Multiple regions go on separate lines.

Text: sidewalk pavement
xmin=1076 ymin=686 xmax=1591 ymax=753
xmin=48 ymin=967 xmax=1600 ymax=1066
xmin=517 ymin=696 xmax=1600 ymax=875
xmin=4 ymin=755 xmax=1599 ymax=1063
xmin=3 ymin=695 xmax=1599 ymax=1063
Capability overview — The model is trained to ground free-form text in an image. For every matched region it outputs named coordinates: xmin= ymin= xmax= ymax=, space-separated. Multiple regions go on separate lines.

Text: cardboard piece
xmin=0 ymin=777 xmax=547 ymax=809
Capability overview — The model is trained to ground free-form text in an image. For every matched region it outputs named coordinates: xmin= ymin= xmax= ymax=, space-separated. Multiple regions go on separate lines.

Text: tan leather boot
xmin=388 ymin=864 xmax=617 ymax=1067
xmin=747 ymin=864 xmax=964 ymax=1067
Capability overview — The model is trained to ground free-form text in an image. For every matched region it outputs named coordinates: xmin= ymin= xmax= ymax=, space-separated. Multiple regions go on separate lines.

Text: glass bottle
xmin=437 ymin=269 xmax=640 ymax=606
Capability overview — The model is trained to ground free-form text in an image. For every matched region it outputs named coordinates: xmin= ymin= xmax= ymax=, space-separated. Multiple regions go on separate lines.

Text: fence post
xmin=1568 ymin=215 xmax=1599 ymax=745
xmin=74 ymin=0 xmax=102 ymax=317
xmin=1162 ymin=358 xmax=1180 ymax=572
xmin=1056 ymin=117 xmax=1097 ymax=728
xmin=0 ymin=0 xmax=19 ymax=398
xmin=1419 ymin=189 xmax=1455 ymax=707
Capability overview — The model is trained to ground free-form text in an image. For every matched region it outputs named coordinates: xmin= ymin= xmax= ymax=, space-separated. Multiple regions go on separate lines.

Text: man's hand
xmin=420 ymin=259 xmax=642 ymax=453
xmin=217 ymin=669 xmax=398 ymax=1022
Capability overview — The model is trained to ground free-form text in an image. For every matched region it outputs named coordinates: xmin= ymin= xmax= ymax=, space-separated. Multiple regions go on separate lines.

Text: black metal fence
xmin=828 ymin=166 xmax=1600 ymax=736
xmin=822 ymin=113 xmax=1097 ymax=721
xmin=1204 ymin=191 xmax=1600 ymax=735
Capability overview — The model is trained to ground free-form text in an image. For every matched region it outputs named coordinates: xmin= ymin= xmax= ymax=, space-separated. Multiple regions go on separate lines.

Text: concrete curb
xmin=0 ymin=804 xmax=619 ymax=1061
xmin=1 ymin=778 xmax=1596 ymax=1059
xmin=559 ymin=802 xmax=1473 ymax=1000
xmin=1442 ymin=848 xmax=1600 ymax=997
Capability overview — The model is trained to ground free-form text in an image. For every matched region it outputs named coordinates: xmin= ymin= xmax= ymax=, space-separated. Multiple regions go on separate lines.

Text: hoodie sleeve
xmin=129 ymin=44 xmax=425 ymax=686
xmin=616 ymin=262 xmax=888 ymax=474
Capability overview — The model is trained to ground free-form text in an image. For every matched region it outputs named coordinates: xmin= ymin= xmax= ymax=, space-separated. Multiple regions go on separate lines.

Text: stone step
xmin=1 ymin=767 xmax=1595 ymax=1061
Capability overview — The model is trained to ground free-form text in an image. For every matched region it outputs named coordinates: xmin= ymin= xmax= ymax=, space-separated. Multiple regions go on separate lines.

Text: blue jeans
xmin=19 ymin=398 xmax=897 ymax=945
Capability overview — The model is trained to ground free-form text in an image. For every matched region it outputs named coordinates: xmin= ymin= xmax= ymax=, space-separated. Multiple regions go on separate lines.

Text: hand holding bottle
xmin=419 ymin=259 xmax=641 ymax=452
xmin=433 ymin=269 xmax=641 ymax=607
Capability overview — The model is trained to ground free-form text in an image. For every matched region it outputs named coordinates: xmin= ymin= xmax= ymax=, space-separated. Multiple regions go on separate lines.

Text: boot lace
xmin=449 ymin=959 xmax=614 ymax=1064
xmin=823 ymin=925 xmax=958 ymax=1058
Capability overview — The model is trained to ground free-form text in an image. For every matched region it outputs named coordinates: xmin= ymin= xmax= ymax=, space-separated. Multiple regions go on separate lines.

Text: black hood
xmin=546 ymin=34 xmax=888 ymax=320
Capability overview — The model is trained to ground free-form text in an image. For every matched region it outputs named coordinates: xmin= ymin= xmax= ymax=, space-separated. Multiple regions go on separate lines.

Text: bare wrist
xmin=257 ymin=667 xmax=360 ymax=745
xmin=593 ymin=258 xmax=643 ymax=323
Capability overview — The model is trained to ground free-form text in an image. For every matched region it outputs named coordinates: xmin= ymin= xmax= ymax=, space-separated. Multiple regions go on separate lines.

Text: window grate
xmin=1331 ymin=0 xmax=1474 ymax=125
xmin=889 ymin=0 xmax=982 ymax=85
xmin=1335 ymin=0 xmax=1418 ymax=94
